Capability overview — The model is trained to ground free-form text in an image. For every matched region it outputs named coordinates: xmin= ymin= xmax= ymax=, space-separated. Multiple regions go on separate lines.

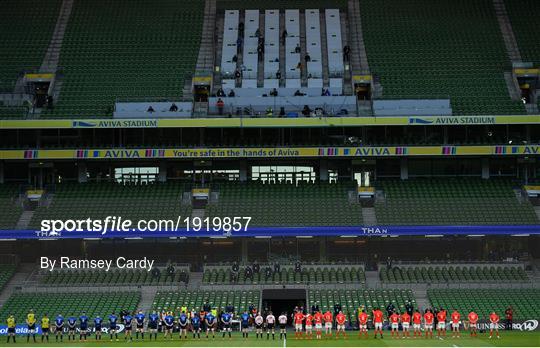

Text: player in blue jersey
xmin=109 ymin=312 xmax=119 ymax=341
xmin=94 ymin=316 xmax=103 ymax=341
xmin=123 ymin=312 xmax=133 ymax=341
xmin=54 ymin=314 xmax=64 ymax=342
xmin=178 ymin=310 xmax=189 ymax=339
xmin=240 ymin=310 xmax=251 ymax=339
xmin=147 ymin=311 xmax=159 ymax=340
xmin=79 ymin=312 xmax=89 ymax=342
xmin=221 ymin=311 xmax=232 ymax=339
xmin=164 ymin=312 xmax=175 ymax=340
xmin=205 ymin=311 xmax=216 ymax=339
xmin=191 ymin=310 xmax=202 ymax=339
xmin=67 ymin=314 xmax=77 ymax=341
xmin=134 ymin=310 xmax=145 ymax=340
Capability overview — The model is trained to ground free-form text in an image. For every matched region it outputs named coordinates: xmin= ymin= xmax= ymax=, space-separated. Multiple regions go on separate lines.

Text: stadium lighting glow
xmin=124 ymin=237 xmax=143 ymax=240
xmin=83 ymin=238 xmax=102 ymax=241
xmin=339 ymin=235 xmax=358 ymax=238
xmin=467 ymin=234 xmax=486 ymax=237
xmin=39 ymin=238 xmax=58 ymax=241
xmin=254 ymin=236 xmax=271 ymax=239
xmin=425 ymin=235 xmax=444 ymax=238
xmin=296 ymin=236 xmax=313 ymax=239
xmin=511 ymin=234 xmax=530 ymax=237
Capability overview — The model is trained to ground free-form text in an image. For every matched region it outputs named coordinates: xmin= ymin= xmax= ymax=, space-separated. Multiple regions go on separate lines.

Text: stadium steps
xmin=256 ymin=11 xmax=265 ymax=88
xmin=278 ymin=10 xmax=285 ymax=87
xmin=40 ymin=0 xmax=74 ymax=73
xmin=14 ymin=210 xmax=34 ymax=230
xmin=138 ymin=287 xmax=159 ymax=313
xmin=319 ymin=11 xmax=330 ymax=87
xmin=504 ymin=71 xmax=523 ymax=102
xmin=492 ymin=0 xmax=522 ymax=62
xmin=534 ymin=206 xmax=540 ymax=222
xmin=0 ymin=263 xmax=33 ymax=306
xmin=364 ymin=271 xmax=380 ymax=288
xmin=213 ymin=14 xmax=225 ymax=91
xmin=413 ymin=289 xmax=430 ymax=311
xmin=361 ymin=206 xmax=377 ymax=225
xmin=339 ymin=9 xmax=353 ymax=95
xmin=299 ymin=10 xmax=308 ymax=86
xmin=195 ymin=0 xmax=218 ymax=73
xmin=504 ymin=0 xmax=540 ymax=66
xmin=346 ymin=0 xmax=369 ymax=75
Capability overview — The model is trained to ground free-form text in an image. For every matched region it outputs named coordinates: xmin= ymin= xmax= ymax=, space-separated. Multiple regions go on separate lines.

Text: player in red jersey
xmin=313 ymin=311 xmax=323 ymax=340
xmin=372 ymin=308 xmax=384 ymax=339
xmin=468 ymin=311 xmax=478 ymax=337
xmin=436 ymin=308 xmax=447 ymax=337
xmin=412 ymin=310 xmax=422 ymax=338
xmin=401 ymin=311 xmax=411 ymax=338
xmin=304 ymin=313 xmax=313 ymax=339
xmin=357 ymin=310 xmax=369 ymax=338
xmin=335 ymin=311 xmax=347 ymax=339
xmin=424 ymin=309 xmax=434 ymax=338
xmin=293 ymin=311 xmax=304 ymax=339
xmin=489 ymin=312 xmax=500 ymax=339
xmin=450 ymin=309 xmax=461 ymax=338
xmin=323 ymin=310 xmax=333 ymax=337
xmin=389 ymin=311 xmax=400 ymax=338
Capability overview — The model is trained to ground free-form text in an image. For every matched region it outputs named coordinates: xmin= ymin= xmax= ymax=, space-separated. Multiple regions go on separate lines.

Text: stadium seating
xmin=309 ymin=289 xmax=416 ymax=323
xmin=203 ymin=264 xmax=365 ymax=285
xmin=206 ymin=182 xmax=363 ymax=226
xmin=41 ymin=0 xmax=204 ymax=118
xmin=28 ymin=182 xmax=191 ymax=230
xmin=153 ymin=290 xmax=261 ymax=314
xmin=0 ymin=264 xmax=17 ymax=291
xmin=216 ymin=0 xmax=347 ymax=10
xmin=359 ymin=0 xmax=526 ymax=115
xmin=0 ymin=0 xmax=61 ymax=93
xmin=0 ymin=185 xmax=23 ymax=230
xmin=380 ymin=265 xmax=529 ymax=283
xmin=0 ymin=292 xmax=140 ymax=322
xmin=505 ymin=0 xmax=540 ymax=65
xmin=428 ymin=288 xmax=540 ymax=320
xmin=41 ymin=267 xmax=189 ymax=286
xmin=374 ymin=178 xmax=538 ymax=225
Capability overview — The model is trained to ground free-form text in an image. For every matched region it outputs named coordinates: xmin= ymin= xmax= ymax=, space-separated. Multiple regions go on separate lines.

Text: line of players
xmin=5 ymin=306 xmax=503 ymax=343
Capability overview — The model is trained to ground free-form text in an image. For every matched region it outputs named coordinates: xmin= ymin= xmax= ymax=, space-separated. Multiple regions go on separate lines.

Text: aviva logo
xmin=408 ymin=117 xmax=435 ymax=125
xmin=72 ymin=121 xmax=97 ymax=128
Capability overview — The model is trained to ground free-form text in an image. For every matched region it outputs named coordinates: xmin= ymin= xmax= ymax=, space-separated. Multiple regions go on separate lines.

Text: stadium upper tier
xmin=0 ymin=291 xmax=140 ymax=323
xmin=505 ymin=0 xmax=540 ymax=66
xmin=374 ymin=178 xmax=538 ymax=225
xmin=359 ymin=0 xmax=525 ymax=115
xmin=428 ymin=288 xmax=540 ymax=321
xmin=0 ymin=264 xmax=17 ymax=291
xmin=309 ymin=289 xmax=416 ymax=323
xmin=380 ymin=264 xmax=529 ymax=284
xmin=40 ymin=0 xmax=203 ymax=118
xmin=0 ymin=0 xmax=61 ymax=93
xmin=153 ymin=290 xmax=261 ymax=314
xmin=0 ymin=185 xmax=22 ymax=230
xmin=28 ymin=182 xmax=192 ymax=230
xmin=203 ymin=264 xmax=366 ymax=285
xmin=206 ymin=182 xmax=363 ymax=226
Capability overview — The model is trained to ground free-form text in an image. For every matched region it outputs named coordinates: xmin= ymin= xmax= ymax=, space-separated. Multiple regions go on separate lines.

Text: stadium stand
xmin=203 ymin=264 xmax=365 ymax=285
xmin=0 ymin=0 xmax=61 ymax=93
xmin=374 ymin=178 xmax=538 ymax=225
xmin=428 ymin=288 xmax=540 ymax=320
xmin=0 ymin=264 xmax=17 ymax=292
xmin=380 ymin=264 xmax=529 ymax=283
xmin=309 ymin=289 xmax=416 ymax=323
xmin=206 ymin=181 xmax=363 ymax=226
xmin=153 ymin=290 xmax=261 ymax=313
xmin=359 ymin=0 xmax=526 ymax=115
xmin=216 ymin=0 xmax=347 ymax=11
xmin=505 ymin=0 xmax=540 ymax=65
xmin=40 ymin=266 xmax=189 ymax=286
xmin=28 ymin=182 xmax=191 ymax=230
xmin=0 ymin=291 xmax=140 ymax=322
xmin=0 ymin=185 xmax=23 ymax=230
xmin=41 ymin=0 xmax=203 ymax=118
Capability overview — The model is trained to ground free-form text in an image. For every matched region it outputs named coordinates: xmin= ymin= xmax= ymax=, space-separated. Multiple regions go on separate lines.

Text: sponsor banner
xmin=1 ymin=225 xmax=538 ymax=240
xmin=474 ymin=320 xmax=539 ymax=332
xmin=0 ymin=145 xmax=540 ymax=160
xmin=0 ymin=324 xmax=125 ymax=335
xmin=1 ymin=115 xmax=539 ymax=129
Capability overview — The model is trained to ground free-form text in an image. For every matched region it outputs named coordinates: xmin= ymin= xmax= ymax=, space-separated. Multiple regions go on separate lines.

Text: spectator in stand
xmin=253 ymin=261 xmax=260 ymax=274
xmin=294 ymin=260 xmax=302 ymax=273
xmin=169 ymin=103 xmax=178 ymax=112
xmin=343 ymin=45 xmax=351 ymax=61
xmin=386 ymin=302 xmax=396 ymax=317
xmin=244 ymin=265 xmax=253 ymax=282
xmin=304 ymin=53 xmax=311 ymax=63
xmin=281 ymin=30 xmax=288 ymax=45
xmin=264 ymin=266 xmax=273 ymax=282
xmin=295 ymin=43 xmax=301 ymax=53
xmin=279 ymin=107 xmax=285 ymax=117
xmin=228 ymin=89 xmax=235 ymax=97
xmin=302 ymin=105 xmax=312 ymax=117
xmin=216 ymin=88 xmax=225 ymax=97
xmin=147 ymin=106 xmax=155 ymax=113
xmin=276 ymin=70 xmax=281 ymax=80
xmin=216 ymin=98 xmax=225 ymax=115
xmin=273 ymin=262 xmax=281 ymax=274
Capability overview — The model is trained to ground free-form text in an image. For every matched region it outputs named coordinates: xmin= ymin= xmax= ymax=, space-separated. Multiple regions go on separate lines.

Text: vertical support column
xmin=400 ymin=158 xmax=408 ymax=180
xmin=0 ymin=161 xmax=4 ymax=184
xmin=319 ymin=159 xmax=329 ymax=181
xmin=481 ymin=158 xmax=490 ymax=179
xmin=241 ymin=239 xmax=248 ymax=263
xmin=319 ymin=237 xmax=327 ymax=262
xmin=158 ymin=161 xmax=167 ymax=183
xmin=239 ymin=160 xmax=248 ymax=182
xmin=77 ymin=162 xmax=88 ymax=183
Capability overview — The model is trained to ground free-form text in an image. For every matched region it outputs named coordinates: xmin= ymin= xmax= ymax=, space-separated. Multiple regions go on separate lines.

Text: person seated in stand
xmin=169 ymin=103 xmax=178 ymax=112
xmin=294 ymin=89 xmax=305 ymax=96
xmin=270 ymin=88 xmax=278 ymax=97
xmin=147 ymin=106 xmax=155 ymax=113
xmin=228 ymin=89 xmax=235 ymax=97
xmin=216 ymin=88 xmax=226 ymax=97
xmin=302 ymin=105 xmax=312 ymax=117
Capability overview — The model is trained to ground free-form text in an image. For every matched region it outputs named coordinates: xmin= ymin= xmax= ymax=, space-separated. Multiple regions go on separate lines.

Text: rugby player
xmin=323 ymin=309 xmax=333 ymax=337
xmin=148 ymin=311 xmax=160 ymax=340
xmin=358 ymin=309 xmax=369 ymax=338
xmin=450 ymin=309 xmax=461 ymax=338
xmin=108 ymin=312 xmax=119 ymax=341
xmin=205 ymin=310 xmax=217 ymax=339
xmin=240 ymin=310 xmax=250 ymax=338
xmin=26 ymin=309 xmax=37 ymax=343
xmin=41 ymin=313 xmax=50 ymax=342
xmin=67 ymin=314 xmax=77 ymax=341
xmin=6 ymin=314 xmax=16 ymax=343
xmin=123 ymin=312 xmax=133 ymax=341
xmin=293 ymin=310 xmax=304 ymax=339
xmin=266 ymin=311 xmax=276 ymax=340
xmin=412 ymin=309 xmax=422 ymax=338
xmin=401 ymin=310 xmax=411 ymax=338
xmin=278 ymin=312 xmax=288 ymax=339
xmin=163 ymin=311 xmax=174 ymax=340
xmin=304 ymin=311 xmax=313 ymax=339
xmin=313 ymin=310 xmax=323 ymax=339
xmin=436 ymin=308 xmax=447 ymax=337
xmin=191 ymin=310 xmax=202 ymax=339
xmin=489 ymin=311 xmax=500 ymax=339
xmin=424 ymin=309 xmax=434 ymax=338
xmin=468 ymin=310 xmax=478 ymax=337
xmin=335 ymin=310 xmax=347 ymax=339
xmin=94 ymin=315 xmax=103 ymax=341
xmin=372 ymin=307 xmax=384 ymax=339
xmin=254 ymin=312 xmax=264 ymax=339
xmin=135 ymin=310 xmax=145 ymax=340
xmin=79 ymin=311 xmax=89 ymax=341
xmin=221 ymin=310 xmax=232 ymax=339
xmin=389 ymin=310 xmax=400 ymax=338
xmin=54 ymin=314 xmax=64 ymax=342
xmin=178 ymin=310 xmax=189 ymax=339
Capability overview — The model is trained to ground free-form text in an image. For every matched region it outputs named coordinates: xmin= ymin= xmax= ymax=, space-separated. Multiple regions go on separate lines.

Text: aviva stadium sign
xmin=0 ymin=115 xmax=539 ymax=129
